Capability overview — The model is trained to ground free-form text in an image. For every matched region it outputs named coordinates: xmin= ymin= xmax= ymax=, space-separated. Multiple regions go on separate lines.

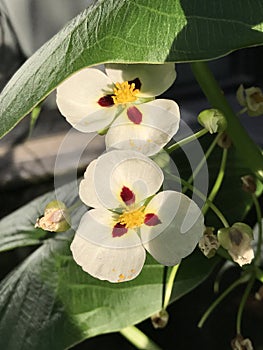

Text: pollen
xmin=112 ymin=81 xmax=139 ymax=105
xmin=119 ymin=206 xmax=145 ymax=229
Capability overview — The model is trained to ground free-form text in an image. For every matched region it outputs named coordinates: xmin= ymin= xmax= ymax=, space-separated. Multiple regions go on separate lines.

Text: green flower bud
xmin=198 ymin=109 xmax=227 ymax=134
xmin=237 ymin=84 xmax=263 ymax=117
xmin=35 ymin=200 xmax=70 ymax=232
xmin=151 ymin=309 xmax=169 ymax=329
xmin=199 ymin=227 xmax=219 ymax=258
xmin=218 ymin=223 xmax=254 ymax=266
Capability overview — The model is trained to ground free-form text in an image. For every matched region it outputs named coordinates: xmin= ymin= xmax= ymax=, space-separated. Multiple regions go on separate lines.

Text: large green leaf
xmin=0 ymin=181 xmax=218 ymax=349
xmin=1 ymin=0 xmax=263 ymax=138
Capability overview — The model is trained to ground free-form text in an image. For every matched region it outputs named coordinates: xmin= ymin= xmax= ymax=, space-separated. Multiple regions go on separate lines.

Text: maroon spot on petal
xmin=112 ymin=222 xmax=128 ymax=237
xmin=128 ymin=77 xmax=142 ymax=90
xmin=127 ymin=106 xmax=142 ymax=125
xmin=98 ymin=95 xmax=114 ymax=107
xmin=120 ymin=186 xmax=135 ymax=205
xmin=144 ymin=213 xmax=162 ymax=226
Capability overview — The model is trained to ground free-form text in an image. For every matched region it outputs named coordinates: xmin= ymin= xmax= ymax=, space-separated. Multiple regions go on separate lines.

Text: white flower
xmin=236 ymin=84 xmax=263 ymax=116
xmin=70 ymin=150 xmax=204 ymax=283
xmin=56 ymin=64 xmax=180 ymax=155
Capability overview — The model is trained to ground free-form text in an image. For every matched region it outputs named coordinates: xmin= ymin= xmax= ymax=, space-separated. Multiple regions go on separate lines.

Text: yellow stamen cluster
xmin=112 ymin=81 xmax=139 ymax=105
xmin=119 ymin=206 xmax=145 ymax=229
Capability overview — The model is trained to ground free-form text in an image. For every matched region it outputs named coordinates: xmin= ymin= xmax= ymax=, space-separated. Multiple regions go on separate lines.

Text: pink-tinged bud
xmin=218 ymin=223 xmax=254 ymax=267
xmin=198 ymin=108 xmax=227 ymax=134
xmin=231 ymin=334 xmax=254 ymax=350
xmin=151 ymin=309 xmax=169 ymax=329
xmin=199 ymin=227 xmax=219 ymax=258
xmin=35 ymin=200 xmax=70 ymax=232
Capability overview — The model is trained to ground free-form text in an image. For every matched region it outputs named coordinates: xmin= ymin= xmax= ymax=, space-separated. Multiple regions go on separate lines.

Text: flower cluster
xmin=56 ymin=63 xmax=205 ymax=282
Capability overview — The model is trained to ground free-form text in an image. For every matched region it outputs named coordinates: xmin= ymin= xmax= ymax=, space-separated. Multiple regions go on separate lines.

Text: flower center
xmin=112 ymin=81 xmax=139 ymax=105
xmin=118 ymin=206 xmax=145 ymax=229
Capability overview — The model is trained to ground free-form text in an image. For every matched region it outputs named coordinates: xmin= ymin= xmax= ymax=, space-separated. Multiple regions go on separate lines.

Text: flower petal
xmin=105 ymin=63 xmax=176 ymax=97
xmin=141 ymin=191 xmax=204 ymax=266
xmin=105 ymin=99 xmax=180 ymax=155
xmin=79 ymin=159 xmax=106 ymax=208
xmin=91 ymin=150 xmax=164 ymax=208
xmin=56 ymin=68 xmax=117 ymax=131
xmin=71 ymin=209 xmax=146 ymax=282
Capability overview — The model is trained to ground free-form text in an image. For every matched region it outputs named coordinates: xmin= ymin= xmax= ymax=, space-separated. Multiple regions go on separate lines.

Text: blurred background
xmin=0 ymin=1 xmax=263 ymax=349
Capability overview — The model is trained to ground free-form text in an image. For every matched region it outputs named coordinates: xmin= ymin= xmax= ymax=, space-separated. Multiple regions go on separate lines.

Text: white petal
xmin=56 ymin=68 xmax=117 ymax=131
xmin=141 ymin=191 xmax=204 ymax=266
xmin=79 ymin=159 xmax=105 ymax=208
xmin=92 ymin=150 xmax=164 ymax=208
xmin=105 ymin=99 xmax=180 ymax=155
xmin=71 ymin=209 xmax=146 ymax=282
xmin=105 ymin=63 xmax=176 ymax=97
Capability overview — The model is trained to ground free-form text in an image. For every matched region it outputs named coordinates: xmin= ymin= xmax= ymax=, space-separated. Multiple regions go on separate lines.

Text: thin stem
xmin=202 ymin=148 xmax=228 ymax=215
xmin=191 ymin=62 xmax=263 ymax=181
xmin=166 ymin=128 xmax=208 ymax=154
xmin=120 ymin=326 xmax=162 ymax=350
xmin=182 ymin=133 xmax=221 ymax=193
xmin=236 ymin=274 xmax=255 ymax=335
xmin=163 ymin=264 xmax=180 ymax=310
xmin=253 ymin=194 xmax=263 ymax=265
xmin=165 ymin=172 xmax=229 ymax=227
xmin=198 ymin=275 xmax=247 ymax=328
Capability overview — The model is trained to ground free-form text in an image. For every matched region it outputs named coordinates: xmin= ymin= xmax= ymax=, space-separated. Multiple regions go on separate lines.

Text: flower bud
xmin=218 ymin=223 xmax=254 ymax=266
xmin=231 ymin=334 xmax=254 ymax=350
xmin=151 ymin=309 xmax=169 ymax=329
xmin=255 ymin=285 xmax=263 ymax=301
xmin=198 ymin=109 xmax=227 ymax=134
xmin=199 ymin=227 xmax=219 ymax=258
xmin=241 ymin=175 xmax=257 ymax=194
xmin=237 ymin=84 xmax=263 ymax=116
xmin=35 ymin=200 xmax=70 ymax=232
xmin=217 ymin=131 xmax=232 ymax=149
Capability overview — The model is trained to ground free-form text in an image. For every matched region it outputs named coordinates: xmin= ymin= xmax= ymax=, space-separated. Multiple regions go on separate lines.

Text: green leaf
xmin=1 ymin=0 xmax=263 ymax=138
xmin=0 ymin=180 xmax=219 ymax=349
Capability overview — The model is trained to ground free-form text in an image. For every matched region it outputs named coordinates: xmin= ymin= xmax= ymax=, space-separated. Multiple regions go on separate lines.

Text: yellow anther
xmin=112 ymin=81 xmax=139 ymax=105
xmin=119 ymin=206 xmax=145 ymax=229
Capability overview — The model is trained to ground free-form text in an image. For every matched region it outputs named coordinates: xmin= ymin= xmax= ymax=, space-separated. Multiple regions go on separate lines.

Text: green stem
xmin=253 ymin=194 xmax=263 ymax=265
xmin=163 ymin=264 xmax=180 ymax=309
xmin=202 ymin=148 xmax=228 ymax=215
xmin=182 ymin=133 xmax=221 ymax=193
xmin=191 ymin=62 xmax=263 ymax=181
xmin=198 ymin=275 xmax=248 ymax=328
xmin=120 ymin=326 xmax=162 ymax=350
xmin=166 ymin=128 xmax=208 ymax=154
xmin=236 ymin=274 xmax=255 ymax=335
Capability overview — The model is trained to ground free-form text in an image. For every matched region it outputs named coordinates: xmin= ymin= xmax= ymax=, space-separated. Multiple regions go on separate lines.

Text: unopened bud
xmin=151 ymin=309 xmax=169 ymax=329
xmin=231 ymin=334 xmax=254 ymax=350
xmin=218 ymin=223 xmax=254 ymax=266
xmin=35 ymin=200 xmax=70 ymax=232
xmin=237 ymin=84 xmax=263 ymax=116
xmin=217 ymin=131 xmax=232 ymax=149
xmin=241 ymin=175 xmax=257 ymax=194
xmin=198 ymin=109 xmax=227 ymax=134
xmin=199 ymin=227 xmax=219 ymax=258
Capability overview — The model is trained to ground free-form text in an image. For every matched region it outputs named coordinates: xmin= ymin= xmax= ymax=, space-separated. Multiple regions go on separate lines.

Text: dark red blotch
xmin=144 ymin=213 xmax=161 ymax=226
xmin=112 ymin=222 xmax=128 ymax=237
xmin=120 ymin=186 xmax=135 ymax=205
